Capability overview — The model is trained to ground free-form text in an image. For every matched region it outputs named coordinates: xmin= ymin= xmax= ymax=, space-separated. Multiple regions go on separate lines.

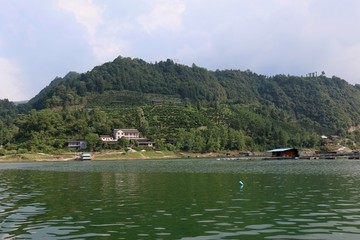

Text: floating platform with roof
xmin=267 ymin=148 xmax=299 ymax=158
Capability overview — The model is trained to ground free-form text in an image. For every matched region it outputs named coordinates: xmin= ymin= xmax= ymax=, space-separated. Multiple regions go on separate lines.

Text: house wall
xmin=68 ymin=141 xmax=87 ymax=149
xmin=100 ymin=136 xmax=115 ymax=141
xmin=123 ymin=132 xmax=139 ymax=139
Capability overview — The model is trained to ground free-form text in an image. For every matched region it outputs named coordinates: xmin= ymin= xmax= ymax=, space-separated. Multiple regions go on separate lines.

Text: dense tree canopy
xmin=1 ymin=56 xmax=360 ymax=153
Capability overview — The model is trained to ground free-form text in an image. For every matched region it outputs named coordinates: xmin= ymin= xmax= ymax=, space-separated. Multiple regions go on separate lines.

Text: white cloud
xmin=92 ymin=39 xmax=131 ymax=63
xmin=138 ymin=0 xmax=186 ymax=34
xmin=2 ymin=0 xmax=360 ymax=100
xmin=57 ymin=0 xmax=104 ymax=37
xmin=57 ymin=0 xmax=131 ymax=63
xmin=0 ymin=58 xmax=27 ymax=101
xmin=325 ymin=43 xmax=360 ymax=84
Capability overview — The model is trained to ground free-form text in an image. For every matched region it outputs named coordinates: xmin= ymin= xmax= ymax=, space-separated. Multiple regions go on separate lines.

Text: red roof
xmin=100 ymin=135 xmax=112 ymax=137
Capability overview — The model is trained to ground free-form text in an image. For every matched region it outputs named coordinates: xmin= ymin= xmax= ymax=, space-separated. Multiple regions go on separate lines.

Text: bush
xmin=0 ymin=148 xmax=6 ymax=156
xmin=17 ymin=148 xmax=28 ymax=154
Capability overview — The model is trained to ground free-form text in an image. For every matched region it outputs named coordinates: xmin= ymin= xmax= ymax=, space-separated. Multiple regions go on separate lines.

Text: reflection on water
xmin=0 ymin=159 xmax=360 ymax=239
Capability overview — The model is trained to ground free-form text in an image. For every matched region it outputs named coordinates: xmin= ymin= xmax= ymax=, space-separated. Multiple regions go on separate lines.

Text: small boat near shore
xmin=79 ymin=153 xmax=92 ymax=160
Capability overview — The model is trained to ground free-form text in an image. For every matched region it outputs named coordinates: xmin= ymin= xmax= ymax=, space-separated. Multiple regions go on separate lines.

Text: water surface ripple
xmin=0 ymin=159 xmax=359 ymax=239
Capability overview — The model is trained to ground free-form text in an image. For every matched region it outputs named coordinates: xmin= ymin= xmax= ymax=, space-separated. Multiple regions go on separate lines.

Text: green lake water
xmin=1 ymin=158 xmax=360 ymax=239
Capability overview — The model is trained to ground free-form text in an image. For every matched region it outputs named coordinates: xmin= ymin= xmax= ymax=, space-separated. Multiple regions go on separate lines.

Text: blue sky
xmin=1 ymin=0 xmax=360 ymax=101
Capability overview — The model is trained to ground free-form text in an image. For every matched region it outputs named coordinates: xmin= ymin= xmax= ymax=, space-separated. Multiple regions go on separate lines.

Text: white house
xmin=113 ymin=129 xmax=140 ymax=140
xmin=100 ymin=128 xmax=153 ymax=147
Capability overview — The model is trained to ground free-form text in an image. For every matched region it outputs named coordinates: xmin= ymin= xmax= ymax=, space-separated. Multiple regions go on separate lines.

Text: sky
xmin=1 ymin=0 xmax=360 ymax=101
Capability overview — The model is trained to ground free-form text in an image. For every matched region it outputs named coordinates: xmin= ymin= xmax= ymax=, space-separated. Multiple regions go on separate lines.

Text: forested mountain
xmin=0 ymin=99 xmax=17 ymax=119
xmin=2 ymin=56 xmax=360 ymax=153
xmin=29 ymin=58 xmax=227 ymax=109
xmin=28 ymin=56 xmax=360 ymax=132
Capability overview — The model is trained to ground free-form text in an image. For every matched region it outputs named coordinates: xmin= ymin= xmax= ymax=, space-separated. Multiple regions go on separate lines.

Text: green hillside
xmin=1 ymin=56 xmax=360 ymax=154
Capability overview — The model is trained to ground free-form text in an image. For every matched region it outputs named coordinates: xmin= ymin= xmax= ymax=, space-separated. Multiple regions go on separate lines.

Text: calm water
xmin=1 ymin=158 xmax=360 ymax=239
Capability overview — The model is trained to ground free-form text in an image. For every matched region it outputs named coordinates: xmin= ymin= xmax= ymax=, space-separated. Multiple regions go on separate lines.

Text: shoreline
xmin=0 ymin=151 xmax=232 ymax=163
xmin=2 ymin=150 xmax=357 ymax=163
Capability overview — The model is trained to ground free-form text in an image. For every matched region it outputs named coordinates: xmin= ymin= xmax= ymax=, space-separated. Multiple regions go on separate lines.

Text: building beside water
xmin=67 ymin=140 xmax=87 ymax=150
xmin=100 ymin=128 xmax=154 ymax=147
xmin=267 ymin=148 xmax=299 ymax=158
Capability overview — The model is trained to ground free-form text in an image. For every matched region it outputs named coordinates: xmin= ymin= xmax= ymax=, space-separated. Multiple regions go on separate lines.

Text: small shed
xmin=67 ymin=140 xmax=87 ymax=150
xmin=267 ymin=148 xmax=299 ymax=158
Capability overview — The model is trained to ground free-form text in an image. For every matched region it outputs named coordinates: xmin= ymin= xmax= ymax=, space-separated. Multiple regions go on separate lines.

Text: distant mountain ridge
xmin=25 ymin=56 xmax=360 ymax=135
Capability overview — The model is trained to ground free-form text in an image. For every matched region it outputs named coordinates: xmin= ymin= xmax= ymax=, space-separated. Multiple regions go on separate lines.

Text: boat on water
xmin=80 ymin=153 xmax=92 ymax=160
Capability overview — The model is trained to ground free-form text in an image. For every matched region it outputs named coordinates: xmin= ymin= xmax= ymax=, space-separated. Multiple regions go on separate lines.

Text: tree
xmin=118 ymin=137 xmax=129 ymax=149
xmin=85 ymin=133 xmax=101 ymax=151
